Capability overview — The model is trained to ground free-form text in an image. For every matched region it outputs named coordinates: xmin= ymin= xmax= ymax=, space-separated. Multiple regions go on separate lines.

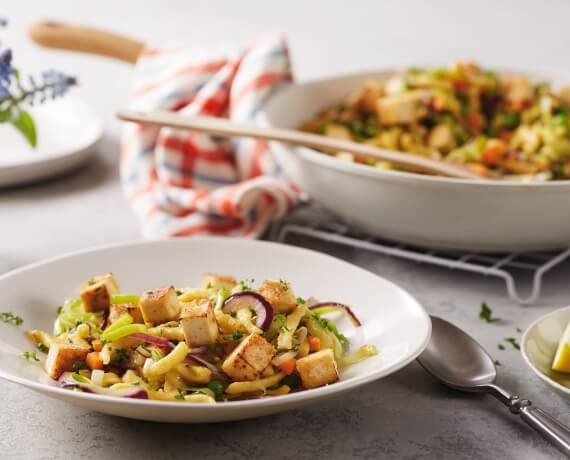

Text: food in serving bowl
xmin=301 ymin=61 xmax=570 ymax=181
xmin=257 ymin=68 xmax=570 ymax=251
xmin=552 ymin=320 xmax=570 ymax=374
xmin=522 ymin=306 xmax=570 ymax=399
xmin=25 ymin=272 xmax=376 ymax=403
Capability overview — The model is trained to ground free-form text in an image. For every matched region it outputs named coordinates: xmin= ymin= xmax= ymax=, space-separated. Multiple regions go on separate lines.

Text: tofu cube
xmin=376 ymin=90 xmax=428 ymax=126
xmin=428 ymin=124 xmax=456 ymax=152
xmin=296 ymin=349 xmax=339 ymax=389
xmin=202 ymin=273 xmax=237 ymax=290
xmin=222 ymin=334 xmax=276 ymax=381
xmin=45 ymin=341 xmax=90 ymax=379
xmin=257 ymin=279 xmax=297 ymax=314
xmin=108 ymin=303 xmax=144 ymax=325
xmin=139 ymin=286 xmax=181 ymax=325
xmin=80 ymin=273 xmax=120 ymax=312
xmin=180 ymin=299 xmax=219 ymax=346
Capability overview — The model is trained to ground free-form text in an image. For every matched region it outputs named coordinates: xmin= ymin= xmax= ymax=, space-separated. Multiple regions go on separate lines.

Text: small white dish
xmin=0 ymin=237 xmax=430 ymax=423
xmin=521 ymin=306 xmax=570 ymax=399
xmin=0 ymin=97 xmax=102 ymax=187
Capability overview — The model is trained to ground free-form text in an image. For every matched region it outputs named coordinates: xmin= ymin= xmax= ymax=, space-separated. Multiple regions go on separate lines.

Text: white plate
xmin=258 ymin=71 xmax=570 ymax=252
xmin=0 ymin=97 xmax=102 ymax=187
xmin=0 ymin=238 xmax=430 ymax=423
xmin=521 ymin=306 xmax=570 ymax=400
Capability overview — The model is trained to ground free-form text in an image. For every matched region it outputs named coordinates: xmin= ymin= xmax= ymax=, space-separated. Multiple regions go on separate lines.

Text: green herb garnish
xmin=22 ymin=351 xmax=39 ymax=362
xmin=231 ymin=331 xmax=244 ymax=341
xmin=239 ymin=278 xmax=255 ymax=291
xmin=110 ymin=348 xmax=129 ymax=366
xmin=494 ymin=360 xmax=501 ymax=367
xmin=72 ymin=360 xmax=88 ymax=371
xmin=207 ymin=379 xmax=225 ymax=399
xmin=505 ymin=337 xmax=520 ymax=350
xmin=498 ymin=343 xmax=505 ymax=350
xmin=37 ymin=343 xmax=49 ymax=353
xmin=0 ymin=312 xmax=23 ymax=326
xmin=174 ymin=392 xmax=185 ymax=401
xmin=175 ymin=289 xmax=183 ymax=296
xmin=479 ymin=302 xmax=500 ymax=323
xmin=206 ymin=282 xmax=213 ymax=289
xmin=296 ymin=296 xmax=306 ymax=305
xmin=279 ymin=279 xmax=290 ymax=291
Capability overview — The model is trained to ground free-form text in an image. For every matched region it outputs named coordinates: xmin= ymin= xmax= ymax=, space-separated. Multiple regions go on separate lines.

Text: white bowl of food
xmin=257 ymin=63 xmax=570 ymax=252
xmin=0 ymin=237 xmax=430 ymax=423
xmin=521 ymin=306 xmax=570 ymax=399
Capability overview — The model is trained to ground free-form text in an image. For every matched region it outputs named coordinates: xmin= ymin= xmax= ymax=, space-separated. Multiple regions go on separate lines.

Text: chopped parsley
xmin=505 ymin=337 xmax=520 ymax=350
xmin=207 ymin=379 xmax=225 ymax=399
xmin=110 ymin=348 xmax=129 ymax=366
xmin=239 ymin=278 xmax=255 ymax=291
xmin=498 ymin=343 xmax=505 ymax=350
xmin=516 ymin=327 xmax=522 ymax=333
xmin=87 ymin=278 xmax=96 ymax=286
xmin=22 ymin=351 xmax=39 ymax=362
xmin=279 ymin=279 xmax=290 ymax=291
xmin=56 ymin=306 xmax=63 ymax=315
xmin=174 ymin=392 xmax=185 ymax=401
xmin=315 ymin=314 xmax=348 ymax=344
xmin=206 ymin=282 xmax=213 ymax=289
xmin=72 ymin=360 xmax=88 ymax=371
xmin=0 ymin=312 xmax=23 ymax=326
xmin=175 ymin=289 xmax=183 ymax=296
xmin=479 ymin=302 xmax=501 ymax=323
xmin=37 ymin=343 xmax=49 ymax=353
xmin=232 ymin=331 xmax=244 ymax=341
xmin=296 ymin=296 xmax=306 ymax=305
xmin=494 ymin=360 xmax=501 ymax=367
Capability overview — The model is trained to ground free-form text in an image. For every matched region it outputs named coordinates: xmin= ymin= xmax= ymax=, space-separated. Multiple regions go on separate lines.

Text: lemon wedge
xmin=552 ymin=321 xmax=570 ymax=373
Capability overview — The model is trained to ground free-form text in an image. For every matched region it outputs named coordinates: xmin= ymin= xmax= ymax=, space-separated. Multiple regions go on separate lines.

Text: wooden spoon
xmin=117 ymin=110 xmax=482 ymax=179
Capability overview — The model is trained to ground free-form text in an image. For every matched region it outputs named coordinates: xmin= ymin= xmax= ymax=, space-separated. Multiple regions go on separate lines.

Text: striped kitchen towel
xmin=120 ymin=35 xmax=304 ymax=238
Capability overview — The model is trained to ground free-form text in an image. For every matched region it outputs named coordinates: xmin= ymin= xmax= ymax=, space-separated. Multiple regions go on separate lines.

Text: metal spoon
xmin=417 ymin=316 xmax=570 ymax=455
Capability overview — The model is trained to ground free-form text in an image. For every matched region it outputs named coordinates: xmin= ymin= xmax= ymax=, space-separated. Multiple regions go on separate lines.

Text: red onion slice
xmin=309 ymin=302 xmax=362 ymax=327
xmin=57 ymin=373 xmax=148 ymax=399
xmin=222 ymin=292 xmax=273 ymax=330
xmin=130 ymin=332 xmax=175 ymax=350
xmin=187 ymin=346 xmax=208 ymax=355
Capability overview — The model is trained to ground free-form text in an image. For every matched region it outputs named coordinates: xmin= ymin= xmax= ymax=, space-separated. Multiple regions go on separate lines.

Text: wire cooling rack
xmin=268 ymin=205 xmax=570 ymax=305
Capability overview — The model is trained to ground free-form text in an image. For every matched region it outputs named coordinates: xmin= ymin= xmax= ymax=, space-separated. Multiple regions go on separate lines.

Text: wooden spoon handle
xmin=117 ymin=109 xmax=483 ymax=180
xmin=28 ymin=21 xmax=144 ymax=64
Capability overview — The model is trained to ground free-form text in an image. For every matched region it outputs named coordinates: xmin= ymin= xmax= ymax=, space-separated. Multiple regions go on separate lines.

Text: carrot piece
xmin=86 ymin=352 xmax=104 ymax=370
xmin=482 ymin=147 xmax=505 ymax=166
xmin=278 ymin=358 xmax=296 ymax=375
xmin=308 ymin=336 xmax=321 ymax=352
xmin=92 ymin=340 xmax=103 ymax=352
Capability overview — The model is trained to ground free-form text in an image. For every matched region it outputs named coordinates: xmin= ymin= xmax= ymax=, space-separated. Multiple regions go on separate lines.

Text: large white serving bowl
xmin=0 ymin=97 xmax=102 ymax=187
xmin=522 ymin=306 xmax=570 ymax=400
xmin=0 ymin=237 xmax=430 ymax=423
xmin=257 ymin=71 xmax=570 ymax=252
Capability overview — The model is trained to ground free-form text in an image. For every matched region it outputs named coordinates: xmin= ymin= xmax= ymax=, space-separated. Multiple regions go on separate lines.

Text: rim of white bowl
xmin=0 ymin=237 xmax=432 ymax=411
xmin=258 ymin=69 xmax=570 ymax=189
xmin=521 ymin=305 xmax=570 ymax=396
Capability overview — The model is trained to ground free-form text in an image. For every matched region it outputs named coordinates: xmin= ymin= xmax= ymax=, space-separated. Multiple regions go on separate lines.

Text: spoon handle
xmin=518 ymin=404 xmax=570 ymax=455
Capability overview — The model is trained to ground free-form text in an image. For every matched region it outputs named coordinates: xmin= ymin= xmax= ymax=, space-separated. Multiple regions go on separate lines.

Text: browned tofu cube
xmin=257 ymin=279 xmax=297 ymax=314
xmin=108 ymin=303 xmax=144 ymax=325
xmin=45 ymin=341 xmax=90 ymax=379
xmin=202 ymin=273 xmax=237 ymax=290
xmin=296 ymin=349 xmax=339 ymax=389
xmin=222 ymin=334 xmax=276 ymax=381
xmin=139 ymin=286 xmax=181 ymax=325
xmin=376 ymin=90 xmax=428 ymax=126
xmin=180 ymin=299 xmax=218 ymax=346
xmin=80 ymin=273 xmax=120 ymax=312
